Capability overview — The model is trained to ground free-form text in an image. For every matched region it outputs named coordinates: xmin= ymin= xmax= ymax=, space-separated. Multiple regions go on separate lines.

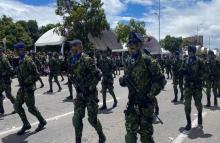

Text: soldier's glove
xmin=119 ymin=76 xmax=127 ymax=87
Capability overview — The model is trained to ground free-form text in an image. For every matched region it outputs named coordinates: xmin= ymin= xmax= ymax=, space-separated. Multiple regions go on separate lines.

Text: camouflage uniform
xmin=0 ymin=51 xmax=15 ymax=114
xmin=98 ymin=54 xmax=117 ymax=110
xmin=119 ymin=33 xmax=166 ymax=143
xmin=204 ymin=51 xmax=220 ymax=107
xmin=47 ymin=53 xmax=62 ymax=92
xmin=181 ymin=45 xmax=204 ymax=130
xmin=68 ymin=39 xmax=105 ymax=143
xmin=66 ymin=52 xmax=74 ymax=100
xmin=171 ymin=53 xmax=184 ymax=102
xmin=31 ymin=52 xmax=44 ymax=88
xmin=54 ymin=52 xmax=64 ymax=81
xmin=14 ymin=51 xmax=46 ymax=135
xmin=115 ymin=56 xmax=121 ymax=75
xmin=165 ymin=57 xmax=172 ymax=79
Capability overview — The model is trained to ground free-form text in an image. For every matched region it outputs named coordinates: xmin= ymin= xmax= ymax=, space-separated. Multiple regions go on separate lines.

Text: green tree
xmin=160 ymin=35 xmax=182 ymax=53
xmin=27 ymin=20 xmax=39 ymax=42
xmin=0 ymin=15 xmax=32 ymax=50
xmin=56 ymin=0 xmax=110 ymax=49
xmin=115 ymin=19 xmax=146 ymax=43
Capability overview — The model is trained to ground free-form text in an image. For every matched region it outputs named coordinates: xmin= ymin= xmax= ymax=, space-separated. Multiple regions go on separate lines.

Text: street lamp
xmin=152 ymin=0 xmax=161 ymax=46
xmin=196 ymin=23 xmax=203 ymax=45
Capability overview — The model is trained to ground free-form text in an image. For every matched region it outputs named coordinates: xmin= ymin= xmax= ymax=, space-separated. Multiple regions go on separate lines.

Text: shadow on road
xmin=178 ymin=127 xmax=212 ymax=140
xmin=173 ymin=101 xmax=184 ymax=105
xmin=1 ymin=131 xmax=35 ymax=143
xmin=98 ymin=107 xmax=114 ymax=114
xmin=203 ymin=106 xmax=220 ymax=111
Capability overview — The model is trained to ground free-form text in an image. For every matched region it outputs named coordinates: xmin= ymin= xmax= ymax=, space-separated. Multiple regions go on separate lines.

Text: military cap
xmin=14 ymin=42 xmax=26 ymax=50
xmin=127 ymin=32 xmax=144 ymax=46
xmin=188 ymin=45 xmax=196 ymax=53
xmin=68 ymin=39 xmax=83 ymax=47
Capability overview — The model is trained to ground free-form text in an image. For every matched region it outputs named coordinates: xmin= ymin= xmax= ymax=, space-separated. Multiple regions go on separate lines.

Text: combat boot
xmin=214 ymin=98 xmax=218 ymax=107
xmin=99 ymin=105 xmax=107 ymax=110
xmin=205 ymin=98 xmax=211 ymax=107
xmin=198 ymin=112 xmax=203 ymax=128
xmin=40 ymin=84 xmax=44 ymax=88
xmin=184 ymin=116 xmax=191 ymax=131
xmin=58 ymin=87 xmax=62 ymax=92
xmin=47 ymin=89 xmax=53 ymax=93
xmin=17 ymin=122 xmax=31 ymax=135
xmin=180 ymin=95 xmax=184 ymax=101
xmin=171 ymin=98 xmax=177 ymax=103
xmin=99 ymin=132 xmax=106 ymax=143
xmin=35 ymin=119 xmax=47 ymax=132
xmin=75 ymin=137 xmax=81 ymax=143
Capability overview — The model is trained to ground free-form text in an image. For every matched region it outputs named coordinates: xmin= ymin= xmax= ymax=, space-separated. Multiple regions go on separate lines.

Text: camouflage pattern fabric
xmin=70 ymin=53 xmax=105 ymax=139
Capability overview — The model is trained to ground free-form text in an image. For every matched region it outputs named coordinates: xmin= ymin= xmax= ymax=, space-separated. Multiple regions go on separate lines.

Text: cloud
xmin=143 ymin=0 xmax=220 ymax=48
xmin=124 ymin=0 xmax=153 ymax=6
xmin=0 ymin=0 xmax=62 ymax=26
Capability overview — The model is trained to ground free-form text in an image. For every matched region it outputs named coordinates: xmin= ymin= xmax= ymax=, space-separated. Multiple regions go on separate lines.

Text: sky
xmin=0 ymin=0 xmax=219 ymax=49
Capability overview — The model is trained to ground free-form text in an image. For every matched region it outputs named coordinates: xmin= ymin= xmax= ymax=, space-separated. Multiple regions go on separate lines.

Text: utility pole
xmin=159 ymin=0 xmax=161 ymax=45
xmin=209 ymin=36 xmax=211 ymax=50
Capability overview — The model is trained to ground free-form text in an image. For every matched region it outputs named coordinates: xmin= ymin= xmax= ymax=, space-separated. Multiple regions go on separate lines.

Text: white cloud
xmin=143 ymin=0 xmax=220 ymax=49
xmin=124 ymin=0 xmax=153 ymax=6
xmin=0 ymin=0 xmax=62 ymax=26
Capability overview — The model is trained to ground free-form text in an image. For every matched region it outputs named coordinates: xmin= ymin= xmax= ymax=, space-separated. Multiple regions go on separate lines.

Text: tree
xmin=27 ymin=20 xmax=39 ymax=42
xmin=56 ymin=0 xmax=110 ymax=50
xmin=39 ymin=24 xmax=58 ymax=36
xmin=160 ymin=35 xmax=182 ymax=53
xmin=115 ymin=19 xmax=147 ymax=43
xmin=0 ymin=15 xmax=32 ymax=50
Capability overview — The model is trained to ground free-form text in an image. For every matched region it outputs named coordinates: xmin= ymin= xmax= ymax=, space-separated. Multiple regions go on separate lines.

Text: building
xmin=183 ymin=35 xmax=203 ymax=47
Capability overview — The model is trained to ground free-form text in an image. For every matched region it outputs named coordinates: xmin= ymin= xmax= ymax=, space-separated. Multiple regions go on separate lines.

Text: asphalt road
xmin=0 ymin=74 xmax=220 ymax=143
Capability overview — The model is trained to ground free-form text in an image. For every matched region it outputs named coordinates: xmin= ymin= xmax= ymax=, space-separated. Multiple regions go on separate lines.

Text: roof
xmin=35 ymin=28 xmax=66 ymax=47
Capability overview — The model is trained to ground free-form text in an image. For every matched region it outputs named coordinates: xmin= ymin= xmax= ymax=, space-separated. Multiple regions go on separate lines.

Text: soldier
xmin=0 ymin=46 xmax=16 ymax=115
xmin=54 ymin=52 xmax=64 ymax=82
xmin=98 ymin=52 xmax=118 ymax=110
xmin=47 ymin=52 xmax=62 ymax=93
xmin=69 ymin=40 xmax=106 ymax=143
xmin=13 ymin=42 xmax=47 ymax=135
xmin=181 ymin=45 xmax=204 ymax=131
xmin=30 ymin=50 xmax=44 ymax=88
xmin=119 ymin=33 xmax=166 ymax=143
xmin=115 ymin=55 xmax=121 ymax=76
xmin=171 ymin=51 xmax=184 ymax=102
xmin=65 ymin=50 xmax=74 ymax=100
xmin=204 ymin=50 xmax=220 ymax=107
xmin=165 ymin=56 xmax=172 ymax=79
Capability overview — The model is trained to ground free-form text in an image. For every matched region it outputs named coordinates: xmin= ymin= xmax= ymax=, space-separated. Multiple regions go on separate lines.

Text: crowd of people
xmin=1 ymin=32 xmax=220 ymax=143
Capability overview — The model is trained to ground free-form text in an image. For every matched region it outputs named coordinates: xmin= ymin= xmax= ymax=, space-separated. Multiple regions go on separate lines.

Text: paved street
xmin=0 ymin=75 xmax=220 ymax=143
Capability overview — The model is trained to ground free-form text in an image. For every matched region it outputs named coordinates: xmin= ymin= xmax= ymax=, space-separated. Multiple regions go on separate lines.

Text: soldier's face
xmin=17 ymin=48 xmax=25 ymax=56
xmin=128 ymin=44 xmax=138 ymax=56
xmin=71 ymin=45 xmax=82 ymax=55
xmin=188 ymin=51 xmax=194 ymax=58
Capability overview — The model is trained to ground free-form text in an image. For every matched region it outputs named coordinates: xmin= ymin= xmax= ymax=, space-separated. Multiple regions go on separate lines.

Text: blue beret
xmin=68 ymin=39 xmax=82 ymax=47
xmin=14 ymin=42 xmax=26 ymax=50
xmin=127 ymin=32 xmax=144 ymax=46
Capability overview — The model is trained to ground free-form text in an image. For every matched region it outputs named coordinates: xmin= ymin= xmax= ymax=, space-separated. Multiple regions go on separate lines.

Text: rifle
xmin=123 ymin=75 xmax=163 ymax=124
xmin=69 ymin=75 xmax=88 ymax=98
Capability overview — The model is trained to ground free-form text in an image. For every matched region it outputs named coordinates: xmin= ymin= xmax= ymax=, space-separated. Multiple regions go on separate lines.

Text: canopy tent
xmin=35 ymin=28 xmax=66 ymax=52
xmin=88 ymin=30 xmax=123 ymax=51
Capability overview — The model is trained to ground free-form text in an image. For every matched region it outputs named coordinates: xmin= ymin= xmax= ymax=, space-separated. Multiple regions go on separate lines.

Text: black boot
xmin=75 ymin=137 xmax=81 ymax=143
xmin=180 ymin=95 xmax=184 ymax=101
xmin=205 ymin=98 xmax=211 ymax=107
xmin=47 ymin=89 xmax=53 ymax=93
xmin=99 ymin=105 xmax=107 ymax=110
xmin=99 ymin=132 xmax=106 ymax=143
xmin=17 ymin=122 xmax=31 ymax=135
xmin=40 ymin=84 xmax=44 ymax=88
xmin=198 ymin=112 xmax=203 ymax=128
xmin=58 ymin=87 xmax=62 ymax=92
xmin=171 ymin=98 xmax=177 ymax=103
xmin=113 ymin=101 xmax=117 ymax=108
xmin=214 ymin=98 xmax=218 ymax=106
xmin=66 ymin=95 xmax=73 ymax=100
xmin=184 ymin=115 xmax=191 ymax=131
xmin=35 ymin=119 xmax=47 ymax=132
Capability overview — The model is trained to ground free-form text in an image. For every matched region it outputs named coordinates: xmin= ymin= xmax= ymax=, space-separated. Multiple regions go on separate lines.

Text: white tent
xmin=35 ymin=28 xmax=66 ymax=51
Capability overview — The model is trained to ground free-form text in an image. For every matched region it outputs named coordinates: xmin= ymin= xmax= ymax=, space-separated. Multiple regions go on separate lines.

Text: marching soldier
xmin=181 ymin=45 xmax=204 ymax=131
xmin=204 ymin=50 xmax=220 ymax=107
xmin=119 ymin=33 xmax=166 ymax=143
xmin=171 ymin=51 xmax=184 ymax=102
xmin=98 ymin=51 xmax=118 ymax=110
xmin=69 ymin=40 xmax=106 ymax=143
xmin=47 ymin=52 xmax=62 ymax=93
xmin=0 ymin=46 xmax=16 ymax=115
xmin=13 ymin=42 xmax=47 ymax=135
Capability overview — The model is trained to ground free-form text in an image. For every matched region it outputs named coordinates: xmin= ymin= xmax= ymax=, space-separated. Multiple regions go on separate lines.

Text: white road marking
xmin=172 ymin=112 xmax=207 ymax=143
xmin=0 ymin=98 xmax=120 ymax=136
xmin=3 ymin=89 xmax=69 ymax=102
